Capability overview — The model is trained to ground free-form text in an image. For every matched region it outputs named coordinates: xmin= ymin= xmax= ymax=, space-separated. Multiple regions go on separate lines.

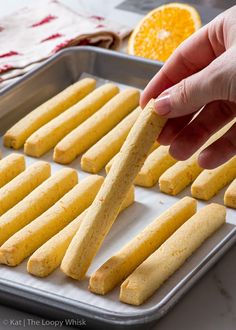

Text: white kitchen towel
xmin=0 ymin=0 xmax=131 ymax=87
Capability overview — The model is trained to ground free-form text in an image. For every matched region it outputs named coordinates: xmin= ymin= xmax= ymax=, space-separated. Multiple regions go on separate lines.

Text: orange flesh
xmin=132 ymin=7 xmax=197 ymax=62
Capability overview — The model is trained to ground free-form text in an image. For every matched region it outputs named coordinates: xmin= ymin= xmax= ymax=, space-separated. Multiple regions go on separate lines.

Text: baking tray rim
xmin=0 ymin=45 xmax=163 ymax=97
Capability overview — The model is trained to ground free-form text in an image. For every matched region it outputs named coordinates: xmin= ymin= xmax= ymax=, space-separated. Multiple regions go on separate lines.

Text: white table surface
xmin=0 ymin=1 xmax=236 ymax=329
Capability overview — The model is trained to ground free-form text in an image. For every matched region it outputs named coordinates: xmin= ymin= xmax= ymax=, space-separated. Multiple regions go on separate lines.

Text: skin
xmin=141 ymin=6 xmax=236 ymax=169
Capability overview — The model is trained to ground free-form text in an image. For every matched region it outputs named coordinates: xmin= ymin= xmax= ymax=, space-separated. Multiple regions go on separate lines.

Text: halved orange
xmin=128 ymin=3 xmax=201 ymax=62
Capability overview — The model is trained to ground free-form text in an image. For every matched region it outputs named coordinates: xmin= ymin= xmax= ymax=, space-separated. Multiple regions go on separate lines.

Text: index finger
xmin=140 ymin=20 xmax=224 ymax=108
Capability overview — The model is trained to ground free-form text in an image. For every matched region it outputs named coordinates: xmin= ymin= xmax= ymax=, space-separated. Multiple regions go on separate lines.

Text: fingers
xmin=198 ymin=123 xmax=236 ymax=169
xmin=154 ymin=48 xmax=235 ymax=118
xmin=158 ymin=113 xmax=194 ymax=145
xmin=169 ymin=101 xmax=236 ymax=160
xmin=140 ymin=17 xmax=224 ymax=108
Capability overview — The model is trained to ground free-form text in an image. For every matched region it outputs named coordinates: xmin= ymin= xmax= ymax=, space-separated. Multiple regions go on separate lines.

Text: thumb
xmin=154 ymin=51 xmax=234 ymax=118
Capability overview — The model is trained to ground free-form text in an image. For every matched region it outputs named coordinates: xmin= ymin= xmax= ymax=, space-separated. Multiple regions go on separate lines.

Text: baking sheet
xmin=0 ymin=48 xmax=235 ymax=327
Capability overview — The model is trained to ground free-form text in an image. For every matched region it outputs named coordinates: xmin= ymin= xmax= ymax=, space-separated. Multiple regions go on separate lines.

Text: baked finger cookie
xmin=135 ymin=146 xmax=177 ymax=187
xmin=60 ymin=99 xmax=167 ymax=280
xmin=81 ymin=107 xmax=141 ymax=173
xmin=53 ymin=88 xmax=140 ymax=164
xmin=0 ymin=175 xmax=104 ymax=266
xmin=24 ymin=84 xmax=119 ymax=157
xmin=27 ymin=186 xmax=134 ymax=277
xmin=120 ymin=203 xmax=226 ymax=305
xmin=89 ymin=197 xmax=196 ymax=295
xmin=4 ymin=78 xmax=96 ymax=149
xmin=0 ymin=168 xmax=78 ymax=245
xmin=0 ymin=154 xmax=25 ymax=188
xmin=159 ymin=155 xmax=202 ymax=195
xmin=191 ymin=156 xmax=236 ymax=200
xmin=224 ymin=178 xmax=236 ymax=208
xmin=0 ymin=161 xmax=50 ymax=216
xmin=105 ymin=141 xmax=160 ymax=175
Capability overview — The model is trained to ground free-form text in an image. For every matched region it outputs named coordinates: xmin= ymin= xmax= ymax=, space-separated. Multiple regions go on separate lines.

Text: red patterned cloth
xmin=0 ymin=0 xmax=131 ymax=87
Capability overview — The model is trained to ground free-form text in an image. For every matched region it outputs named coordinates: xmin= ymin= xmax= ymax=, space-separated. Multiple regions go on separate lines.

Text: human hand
xmin=140 ymin=6 xmax=236 ymax=169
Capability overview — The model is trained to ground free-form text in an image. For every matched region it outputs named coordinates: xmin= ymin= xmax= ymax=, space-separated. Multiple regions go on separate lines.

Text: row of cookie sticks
xmin=0 ymin=154 xmax=132 ymax=265
xmin=4 ymin=78 xmax=236 ymax=206
xmin=4 ymin=78 xmax=140 ymax=162
xmin=0 ymin=153 xmax=226 ymax=305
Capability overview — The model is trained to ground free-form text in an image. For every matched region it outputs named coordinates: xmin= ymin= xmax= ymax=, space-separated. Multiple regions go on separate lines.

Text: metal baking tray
xmin=0 ymin=47 xmax=236 ymax=330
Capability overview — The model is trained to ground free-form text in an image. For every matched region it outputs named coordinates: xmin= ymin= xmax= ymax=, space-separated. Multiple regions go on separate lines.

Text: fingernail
xmin=154 ymin=93 xmax=171 ymax=116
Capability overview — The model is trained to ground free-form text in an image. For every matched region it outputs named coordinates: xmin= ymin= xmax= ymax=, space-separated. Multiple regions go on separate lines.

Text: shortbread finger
xmin=159 ymin=156 xmax=202 ymax=195
xmin=89 ymin=197 xmax=196 ymax=295
xmin=120 ymin=203 xmax=226 ymax=305
xmin=224 ymin=179 xmax=236 ymax=208
xmin=81 ymin=107 xmax=141 ymax=173
xmin=105 ymin=141 xmax=160 ymax=175
xmin=24 ymin=84 xmax=119 ymax=157
xmin=0 ymin=161 xmax=50 ymax=216
xmin=54 ymin=89 xmax=140 ymax=164
xmin=0 ymin=168 xmax=78 ymax=245
xmin=0 ymin=175 xmax=104 ymax=266
xmin=27 ymin=186 xmax=134 ymax=277
xmin=135 ymin=146 xmax=177 ymax=187
xmin=191 ymin=156 xmax=236 ymax=200
xmin=0 ymin=154 xmax=25 ymax=188
xmin=4 ymin=78 xmax=96 ymax=149
xmin=60 ymin=99 xmax=167 ymax=280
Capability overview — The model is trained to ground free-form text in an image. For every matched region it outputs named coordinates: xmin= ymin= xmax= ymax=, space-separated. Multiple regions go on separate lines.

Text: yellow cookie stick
xmin=224 ymin=178 xmax=236 ymax=208
xmin=159 ymin=155 xmax=202 ymax=195
xmin=81 ymin=107 xmax=141 ymax=173
xmin=0 ymin=168 xmax=78 ymax=245
xmin=24 ymin=84 xmax=119 ymax=157
xmin=89 ymin=197 xmax=196 ymax=295
xmin=27 ymin=186 xmax=134 ymax=277
xmin=120 ymin=203 xmax=226 ymax=305
xmin=0 ymin=154 xmax=25 ymax=188
xmin=134 ymin=146 xmax=177 ymax=187
xmin=191 ymin=156 xmax=236 ymax=200
xmin=53 ymin=88 xmax=140 ymax=164
xmin=0 ymin=161 xmax=50 ymax=216
xmin=105 ymin=141 xmax=160 ymax=176
xmin=4 ymin=78 xmax=96 ymax=149
xmin=60 ymin=99 xmax=167 ymax=280
xmin=0 ymin=175 xmax=104 ymax=266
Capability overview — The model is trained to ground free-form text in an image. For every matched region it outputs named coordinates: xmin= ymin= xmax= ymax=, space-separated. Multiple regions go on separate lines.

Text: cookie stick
xmin=0 ymin=175 xmax=104 ymax=266
xmin=134 ymin=146 xmax=177 ymax=187
xmin=54 ymin=88 xmax=140 ymax=164
xmin=0 ymin=168 xmax=78 ymax=245
xmin=89 ymin=197 xmax=196 ymax=295
xmin=105 ymin=141 xmax=160 ymax=175
xmin=24 ymin=84 xmax=119 ymax=157
xmin=0 ymin=154 xmax=25 ymax=188
xmin=61 ymin=99 xmax=167 ymax=280
xmin=4 ymin=78 xmax=96 ymax=149
xmin=0 ymin=161 xmax=50 ymax=216
xmin=191 ymin=156 xmax=236 ymax=200
xmin=27 ymin=186 xmax=134 ymax=277
xmin=81 ymin=107 xmax=141 ymax=173
xmin=224 ymin=178 xmax=236 ymax=208
xmin=159 ymin=155 xmax=202 ymax=195
xmin=120 ymin=203 xmax=226 ymax=305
